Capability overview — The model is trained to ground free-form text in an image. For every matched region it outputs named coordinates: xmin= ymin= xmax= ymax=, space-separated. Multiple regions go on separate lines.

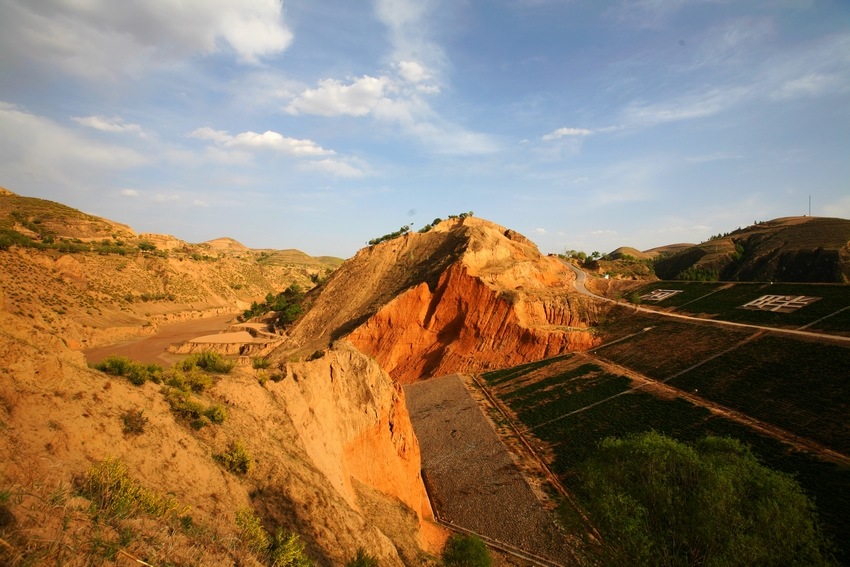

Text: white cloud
xmin=121 ymin=189 xmax=140 ymax=197
xmin=771 ymin=73 xmax=847 ymax=100
xmin=374 ymin=0 xmax=446 ymax=81
xmin=624 ymin=86 xmax=751 ymax=125
xmin=300 ymin=159 xmax=366 ymax=178
xmin=73 ymin=115 xmax=143 ymax=134
xmin=542 ymin=127 xmax=593 ymax=141
xmin=0 ymin=103 xmax=148 ymax=190
xmin=286 ymin=76 xmax=392 ymax=116
xmin=230 ymin=131 xmax=334 ymax=157
xmin=398 ymin=60 xmax=430 ymax=84
xmin=0 ymin=0 xmax=293 ymax=79
xmin=535 ymin=227 xmax=547 ymax=235
xmin=189 ymin=127 xmax=335 ymax=157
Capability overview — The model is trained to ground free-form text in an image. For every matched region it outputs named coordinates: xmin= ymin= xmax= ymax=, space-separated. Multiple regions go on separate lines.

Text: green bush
xmin=214 ymin=441 xmax=253 ymax=475
xmin=236 ymin=508 xmax=270 ymax=554
xmin=346 ymin=548 xmax=378 ymax=567
xmin=162 ymin=387 xmax=206 ymax=420
xmin=177 ymin=351 xmax=235 ymax=374
xmin=235 ymin=509 xmax=313 ymax=566
xmin=204 ymin=404 xmax=228 ymax=424
xmin=269 ymin=528 xmax=313 ymax=566
xmin=578 ymin=432 xmax=836 ymax=566
xmin=94 ymin=356 xmax=163 ymax=385
xmin=252 ymin=357 xmax=271 ymax=369
xmin=77 ymin=458 xmax=182 ymax=520
xmin=442 ymin=534 xmax=491 ymax=567
xmin=121 ymin=409 xmax=148 ymax=436
xmin=166 ymin=366 xmax=214 ymax=392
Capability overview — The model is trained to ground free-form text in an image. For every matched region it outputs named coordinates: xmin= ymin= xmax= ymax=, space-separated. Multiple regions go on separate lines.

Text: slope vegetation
xmin=1 ymin=190 xmax=446 ymax=564
xmin=653 ymin=216 xmax=850 ymax=282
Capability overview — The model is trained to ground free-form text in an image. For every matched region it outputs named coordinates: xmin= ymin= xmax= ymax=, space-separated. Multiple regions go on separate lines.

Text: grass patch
xmin=215 ymin=441 xmax=253 ymax=475
xmin=176 ymin=351 xmax=235 ymax=374
xmin=77 ymin=458 xmax=183 ymax=520
xmin=93 ymin=355 xmax=163 ymax=385
xmin=121 ymin=409 xmax=148 ymax=436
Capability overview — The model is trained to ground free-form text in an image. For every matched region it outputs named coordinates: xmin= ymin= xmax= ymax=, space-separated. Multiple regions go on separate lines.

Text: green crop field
xmin=482 ymin=362 xmax=850 ymax=563
xmin=634 ymin=280 xmax=850 ymax=331
xmin=595 ymin=319 xmax=754 ymax=380
xmin=668 ymin=334 xmax=850 ymax=454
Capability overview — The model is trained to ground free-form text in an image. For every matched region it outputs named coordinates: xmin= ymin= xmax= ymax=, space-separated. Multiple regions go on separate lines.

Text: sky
xmin=1 ymin=0 xmax=848 ymax=258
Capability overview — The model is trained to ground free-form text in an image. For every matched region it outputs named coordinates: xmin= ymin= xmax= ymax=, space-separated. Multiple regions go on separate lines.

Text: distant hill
xmin=652 ymin=216 xmax=850 ymax=283
xmin=0 ymin=187 xmax=341 ymax=266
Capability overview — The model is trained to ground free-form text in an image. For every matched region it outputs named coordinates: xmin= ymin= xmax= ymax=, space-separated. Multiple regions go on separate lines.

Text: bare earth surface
xmin=405 ymin=374 xmax=574 ymax=565
xmin=83 ymin=312 xmax=239 ymax=365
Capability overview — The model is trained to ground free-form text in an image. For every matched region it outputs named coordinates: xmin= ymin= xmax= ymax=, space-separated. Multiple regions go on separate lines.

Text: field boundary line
xmin=470 ymin=374 xmax=601 ymax=547
xmin=562 ymin=261 xmax=850 ymax=344
xmin=661 ymin=331 xmax=763 ymax=383
xmin=797 ymin=304 xmax=850 ymax=331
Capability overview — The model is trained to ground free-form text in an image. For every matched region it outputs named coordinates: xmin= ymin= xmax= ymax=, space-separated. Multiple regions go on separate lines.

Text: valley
xmin=1 ymin=188 xmax=848 ymax=566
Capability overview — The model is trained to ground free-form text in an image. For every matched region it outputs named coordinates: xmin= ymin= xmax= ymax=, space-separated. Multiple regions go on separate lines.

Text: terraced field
xmin=633 ymin=280 xmax=850 ymax=332
xmin=479 ymin=305 xmax=850 ymax=564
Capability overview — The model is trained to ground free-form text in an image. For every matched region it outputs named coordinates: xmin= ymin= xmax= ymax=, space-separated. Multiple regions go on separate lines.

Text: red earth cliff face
xmin=278 ymin=217 xmax=601 ymax=382
xmin=347 ymin=261 xmax=599 ymax=383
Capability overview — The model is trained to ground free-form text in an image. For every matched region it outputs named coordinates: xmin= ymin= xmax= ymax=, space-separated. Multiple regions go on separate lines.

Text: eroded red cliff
xmin=279 ymin=217 xmax=601 ymax=383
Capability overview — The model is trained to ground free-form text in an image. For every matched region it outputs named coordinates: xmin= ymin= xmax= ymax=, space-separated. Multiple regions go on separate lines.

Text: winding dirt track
xmin=83 ymin=313 xmax=239 ymax=365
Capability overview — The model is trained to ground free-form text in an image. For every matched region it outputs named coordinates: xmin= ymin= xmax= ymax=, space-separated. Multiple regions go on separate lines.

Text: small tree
xmin=578 ymin=432 xmax=835 ymax=566
xmin=442 ymin=534 xmax=492 ymax=567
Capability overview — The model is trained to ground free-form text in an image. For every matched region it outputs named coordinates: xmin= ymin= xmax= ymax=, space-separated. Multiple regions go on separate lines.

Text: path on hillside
xmin=83 ymin=313 xmax=239 ymax=365
xmin=405 ymin=375 xmax=577 ymax=566
xmin=563 ymin=261 xmax=850 ymax=344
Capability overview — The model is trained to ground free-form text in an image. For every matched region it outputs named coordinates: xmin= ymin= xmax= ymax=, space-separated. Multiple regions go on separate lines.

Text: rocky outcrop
xmin=348 ymin=260 xmax=598 ymax=383
xmin=280 ymin=217 xmax=601 ymax=382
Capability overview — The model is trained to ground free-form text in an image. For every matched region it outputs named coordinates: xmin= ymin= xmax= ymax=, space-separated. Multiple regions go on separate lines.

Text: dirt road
xmin=83 ymin=313 xmax=239 ymax=366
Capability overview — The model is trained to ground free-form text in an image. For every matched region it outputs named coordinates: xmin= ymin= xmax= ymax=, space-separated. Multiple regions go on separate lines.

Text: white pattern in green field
xmin=641 ymin=289 xmax=684 ymax=302
xmin=740 ymin=295 xmax=821 ymax=313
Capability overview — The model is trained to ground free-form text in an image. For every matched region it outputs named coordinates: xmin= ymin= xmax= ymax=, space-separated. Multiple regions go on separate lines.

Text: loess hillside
xmin=652 ymin=216 xmax=850 ymax=283
xmin=1 ymin=189 xmax=447 ymax=565
xmin=276 ymin=216 xmax=602 ymax=383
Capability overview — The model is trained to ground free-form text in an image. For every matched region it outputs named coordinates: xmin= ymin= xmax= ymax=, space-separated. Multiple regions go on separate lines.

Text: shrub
xmin=578 ymin=432 xmax=836 ymax=566
xmin=204 ymin=404 xmax=228 ymax=424
xmin=215 ymin=441 xmax=253 ymax=475
xmin=252 ymin=357 xmax=271 ymax=370
xmin=235 ymin=510 xmax=313 ymax=566
xmin=177 ymin=351 xmax=235 ymax=374
xmin=166 ymin=366 xmax=214 ymax=392
xmin=121 ymin=409 xmax=148 ymax=436
xmin=346 ymin=548 xmax=378 ymax=567
xmin=78 ymin=458 xmax=182 ymax=520
xmin=269 ymin=528 xmax=313 ymax=567
xmin=442 ymin=534 xmax=491 ymax=566
xmin=94 ymin=356 xmax=163 ymax=385
xmin=236 ymin=508 xmax=270 ymax=554
xmin=162 ymin=387 xmax=206 ymax=421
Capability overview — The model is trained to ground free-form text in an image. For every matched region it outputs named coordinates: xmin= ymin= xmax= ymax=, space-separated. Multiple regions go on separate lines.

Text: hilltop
xmin=650 ymin=216 xmax=850 ymax=283
xmin=275 ymin=216 xmax=601 ymax=382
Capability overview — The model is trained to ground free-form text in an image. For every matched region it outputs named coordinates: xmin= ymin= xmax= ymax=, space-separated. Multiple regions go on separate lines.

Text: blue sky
xmin=1 ymin=0 xmax=848 ymax=258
